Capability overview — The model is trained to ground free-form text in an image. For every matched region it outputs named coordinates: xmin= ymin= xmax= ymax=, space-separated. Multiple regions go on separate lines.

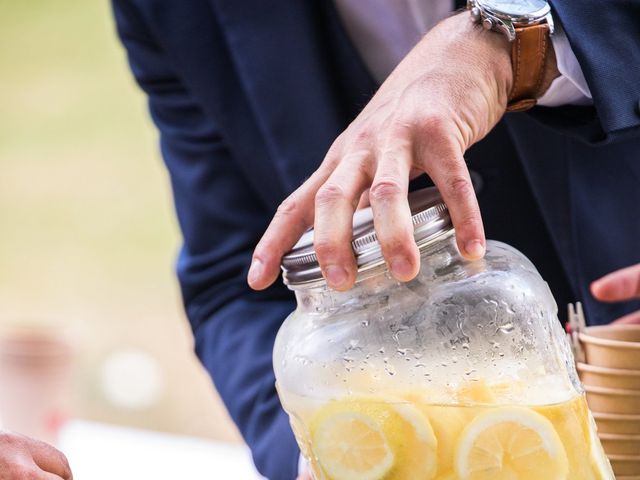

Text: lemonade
xmin=283 ymin=386 xmax=614 ymax=480
xmin=274 ymin=208 xmax=614 ymax=479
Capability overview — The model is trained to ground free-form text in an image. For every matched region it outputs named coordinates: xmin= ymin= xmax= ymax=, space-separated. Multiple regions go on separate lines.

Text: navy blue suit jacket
xmin=112 ymin=1 xmax=640 ymax=478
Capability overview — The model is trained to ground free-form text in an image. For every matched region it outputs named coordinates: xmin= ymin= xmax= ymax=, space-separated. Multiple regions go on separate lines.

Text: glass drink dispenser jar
xmin=273 ymin=188 xmax=613 ymax=480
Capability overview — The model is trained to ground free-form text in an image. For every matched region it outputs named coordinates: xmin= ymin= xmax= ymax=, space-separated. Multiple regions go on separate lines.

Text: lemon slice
xmin=310 ymin=398 xmax=438 ymax=480
xmin=456 ymin=380 xmax=497 ymax=404
xmin=420 ymin=405 xmax=468 ymax=473
xmin=455 ymin=379 xmax=525 ymax=405
xmin=314 ymin=411 xmax=393 ymax=480
xmin=455 ymin=407 xmax=569 ymax=480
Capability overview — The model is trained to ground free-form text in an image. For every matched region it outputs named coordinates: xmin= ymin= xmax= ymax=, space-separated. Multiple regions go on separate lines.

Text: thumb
xmin=612 ymin=311 xmax=640 ymax=324
xmin=591 ymin=263 xmax=640 ymax=302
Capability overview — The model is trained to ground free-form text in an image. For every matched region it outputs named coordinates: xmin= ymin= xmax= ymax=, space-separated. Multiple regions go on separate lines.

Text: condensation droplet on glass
xmin=499 ymin=322 xmax=515 ymax=334
xmin=360 ymin=320 xmax=369 ymax=327
xmin=391 ymin=325 xmax=409 ymax=343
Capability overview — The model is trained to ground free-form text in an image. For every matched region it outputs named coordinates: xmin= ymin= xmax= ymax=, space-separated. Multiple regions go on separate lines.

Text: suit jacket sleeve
xmin=535 ymin=1 xmax=640 ymax=143
xmin=112 ymin=1 xmax=300 ymax=478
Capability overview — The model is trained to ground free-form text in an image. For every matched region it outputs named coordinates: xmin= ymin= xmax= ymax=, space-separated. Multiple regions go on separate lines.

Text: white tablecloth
xmin=59 ymin=420 xmax=264 ymax=479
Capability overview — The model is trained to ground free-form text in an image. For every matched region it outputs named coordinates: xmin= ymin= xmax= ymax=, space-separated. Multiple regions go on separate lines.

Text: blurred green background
xmin=0 ymin=0 xmax=240 ymax=442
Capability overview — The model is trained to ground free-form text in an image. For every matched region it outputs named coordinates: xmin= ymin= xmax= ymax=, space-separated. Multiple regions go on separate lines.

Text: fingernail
xmin=248 ymin=259 xmax=263 ymax=285
xmin=325 ymin=265 xmax=348 ymax=288
xmin=391 ymin=257 xmax=413 ymax=279
xmin=465 ymin=240 xmax=485 ymax=259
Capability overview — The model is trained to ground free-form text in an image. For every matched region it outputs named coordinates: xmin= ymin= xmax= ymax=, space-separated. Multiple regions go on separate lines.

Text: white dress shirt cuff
xmin=537 ymin=23 xmax=592 ymax=107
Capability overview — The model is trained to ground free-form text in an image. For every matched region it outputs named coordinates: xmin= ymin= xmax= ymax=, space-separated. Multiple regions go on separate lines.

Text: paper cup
xmin=0 ymin=328 xmax=72 ymax=445
xmin=593 ymin=412 xmax=640 ymax=435
xmin=578 ymin=363 xmax=640 ymax=390
xmin=585 ymin=385 xmax=640 ymax=415
xmin=580 ymin=327 xmax=640 ymax=369
xmin=608 ymin=455 xmax=640 ymax=476
xmin=585 ymin=325 xmax=640 ymax=342
xmin=600 ymin=433 xmax=640 ymax=455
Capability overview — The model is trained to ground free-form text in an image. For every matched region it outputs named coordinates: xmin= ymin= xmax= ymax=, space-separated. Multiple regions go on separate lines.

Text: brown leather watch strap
xmin=507 ymin=23 xmax=551 ymax=112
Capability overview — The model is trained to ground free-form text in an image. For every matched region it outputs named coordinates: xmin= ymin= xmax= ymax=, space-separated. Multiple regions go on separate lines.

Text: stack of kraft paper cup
xmin=578 ymin=325 xmax=640 ymax=478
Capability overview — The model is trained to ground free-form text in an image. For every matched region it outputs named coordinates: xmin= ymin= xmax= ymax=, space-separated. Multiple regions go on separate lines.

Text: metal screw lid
xmin=281 ymin=187 xmax=452 ymax=286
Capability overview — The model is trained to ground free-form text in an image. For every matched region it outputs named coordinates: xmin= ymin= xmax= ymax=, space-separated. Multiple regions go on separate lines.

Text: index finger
xmin=591 ymin=263 xmax=640 ymax=302
xmin=248 ymin=151 xmax=340 ymax=290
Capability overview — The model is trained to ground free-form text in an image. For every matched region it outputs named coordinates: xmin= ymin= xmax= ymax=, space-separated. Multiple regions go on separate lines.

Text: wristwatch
xmin=467 ymin=0 xmax=554 ymax=112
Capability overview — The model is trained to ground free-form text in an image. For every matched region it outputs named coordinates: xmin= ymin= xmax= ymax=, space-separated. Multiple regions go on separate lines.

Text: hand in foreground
xmin=0 ymin=432 xmax=72 ymax=480
xmin=296 ymin=471 xmax=312 ymax=480
xmin=591 ymin=263 xmax=640 ymax=324
xmin=249 ymin=12 xmax=515 ymax=292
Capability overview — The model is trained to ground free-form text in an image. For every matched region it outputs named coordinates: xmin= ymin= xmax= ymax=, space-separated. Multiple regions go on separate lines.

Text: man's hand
xmin=591 ymin=263 xmax=640 ymax=324
xmin=249 ymin=12 xmax=515 ymax=291
xmin=0 ymin=432 xmax=72 ymax=479
xmin=296 ymin=471 xmax=312 ymax=480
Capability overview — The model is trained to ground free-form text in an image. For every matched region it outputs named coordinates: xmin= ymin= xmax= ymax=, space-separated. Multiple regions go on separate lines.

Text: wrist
xmin=443 ymin=12 xmax=513 ymax=106
xmin=466 ymin=1 xmax=559 ymax=111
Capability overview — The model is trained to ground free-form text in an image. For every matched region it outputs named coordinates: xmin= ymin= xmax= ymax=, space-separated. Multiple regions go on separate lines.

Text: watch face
xmin=479 ymin=0 xmax=549 ymax=18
